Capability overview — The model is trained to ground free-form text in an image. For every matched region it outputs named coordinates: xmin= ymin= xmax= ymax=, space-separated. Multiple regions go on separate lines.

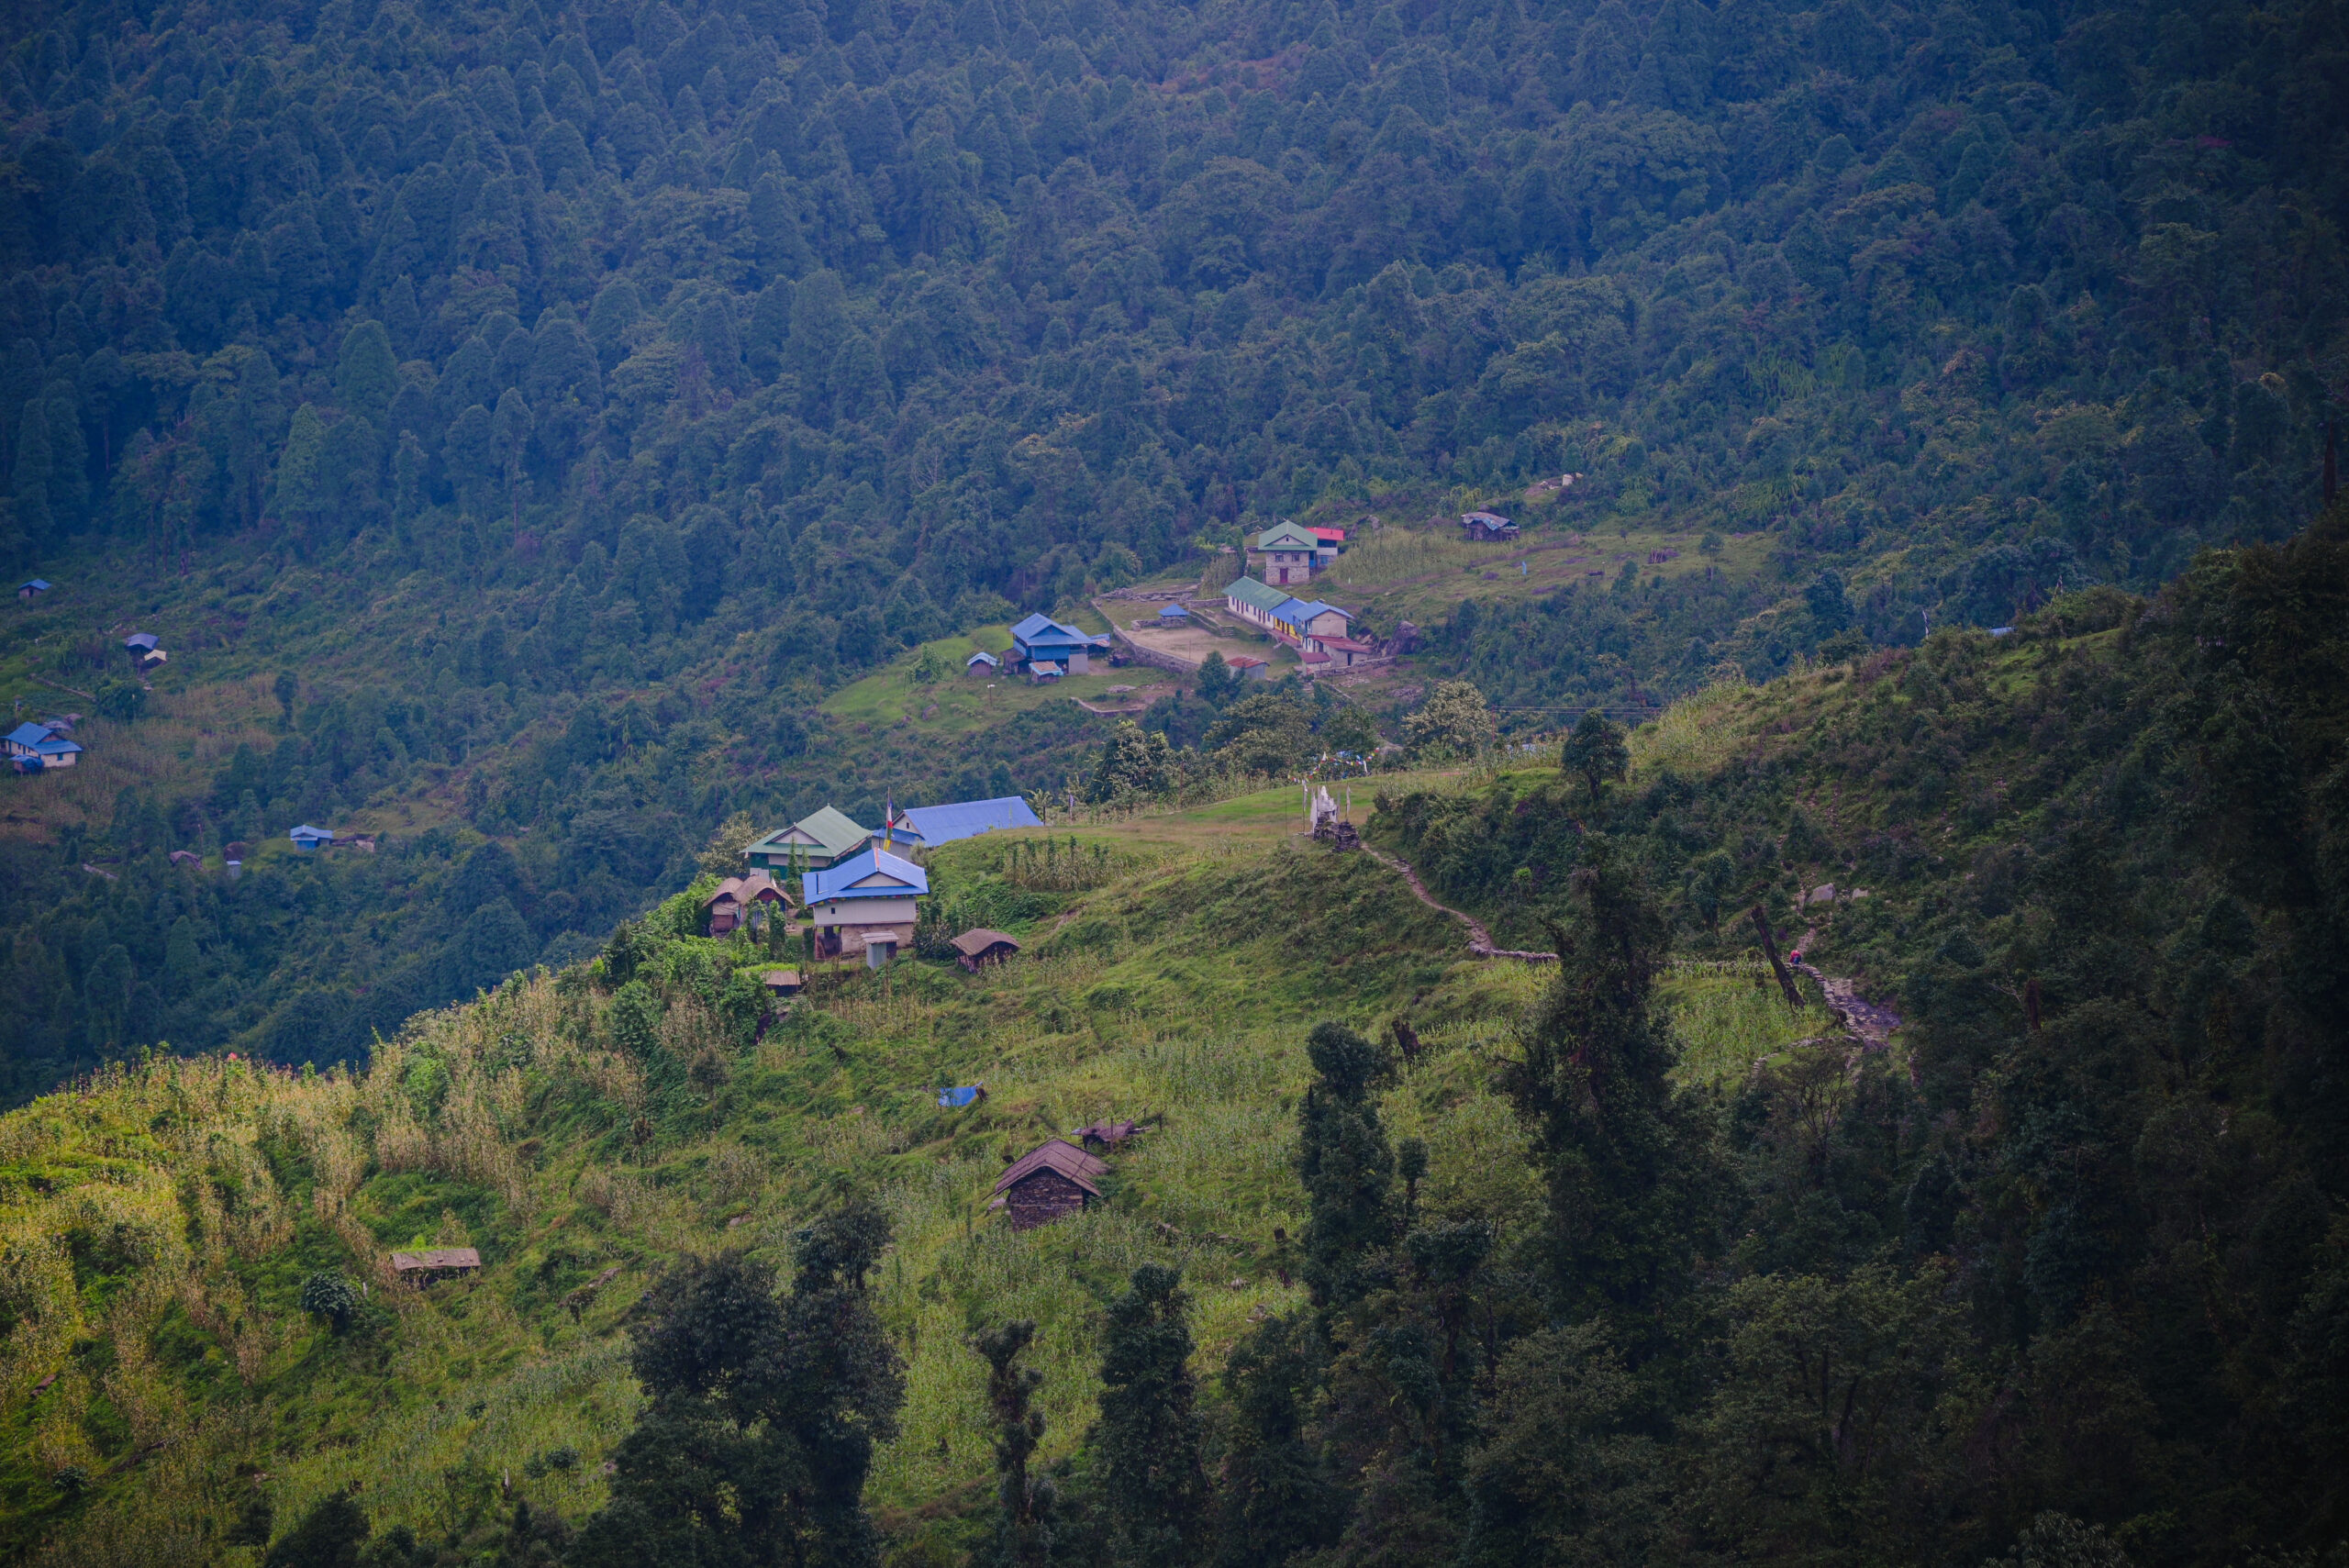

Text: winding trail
xmin=1363 ymin=841 xmax=1906 ymax=1044
xmin=1356 ymin=843 xmax=1556 ymax=962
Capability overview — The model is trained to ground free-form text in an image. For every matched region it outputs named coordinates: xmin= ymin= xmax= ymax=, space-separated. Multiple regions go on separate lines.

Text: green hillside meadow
xmin=0 ymin=791 xmax=1824 ymax=1563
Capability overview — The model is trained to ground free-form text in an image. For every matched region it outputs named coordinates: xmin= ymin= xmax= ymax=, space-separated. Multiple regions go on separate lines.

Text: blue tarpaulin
xmin=938 ymin=1085 xmax=985 ymax=1109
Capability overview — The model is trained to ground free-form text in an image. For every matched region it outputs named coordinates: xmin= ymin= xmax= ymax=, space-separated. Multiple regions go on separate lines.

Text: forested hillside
xmin=3 ymin=0 xmax=2345 ymax=1098
xmin=2 ymin=510 xmax=2343 ymax=1568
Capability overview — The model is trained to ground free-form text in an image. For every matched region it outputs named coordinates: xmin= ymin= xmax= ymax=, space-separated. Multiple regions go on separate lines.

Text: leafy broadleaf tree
xmin=1558 ymin=709 xmax=1629 ymax=806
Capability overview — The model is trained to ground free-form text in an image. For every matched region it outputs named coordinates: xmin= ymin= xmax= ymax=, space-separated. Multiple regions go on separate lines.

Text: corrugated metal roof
xmin=1256 ymin=522 xmax=1319 ymax=550
xmin=792 ymin=806 xmax=874 ymax=857
xmin=1011 ymin=613 xmax=1094 ymax=647
xmin=903 ymin=796 xmax=1041 ymax=844
xmin=1225 ymin=576 xmax=1289 ymax=614
xmin=6 ymin=723 xmax=51 ymax=748
xmin=124 ymin=632 xmax=159 ymax=651
xmin=802 ymin=847 xmax=930 ymax=904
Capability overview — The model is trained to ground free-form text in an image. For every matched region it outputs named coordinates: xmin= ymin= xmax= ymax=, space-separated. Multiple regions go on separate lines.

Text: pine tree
xmin=1092 ymin=1264 xmax=1209 ymax=1568
xmin=1297 ymin=1021 xmax=1395 ymax=1307
xmin=1499 ymin=842 xmax=1710 ymax=1329
xmin=572 ymin=1203 xmax=902 ymax=1568
xmin=1210 ymin=1311 xmax=1337 ymax=1568
xmin=975 ymin=1318 xmax=1056 ymax=1568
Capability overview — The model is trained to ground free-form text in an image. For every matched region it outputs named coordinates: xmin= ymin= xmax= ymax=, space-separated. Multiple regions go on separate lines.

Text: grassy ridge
xmin=0 ymin=777 xmax=1811 ymax=1564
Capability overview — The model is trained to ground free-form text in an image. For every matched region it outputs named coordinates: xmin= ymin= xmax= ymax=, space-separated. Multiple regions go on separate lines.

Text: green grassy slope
xmin=2 ymin=790 xmax=1826 ymax=1565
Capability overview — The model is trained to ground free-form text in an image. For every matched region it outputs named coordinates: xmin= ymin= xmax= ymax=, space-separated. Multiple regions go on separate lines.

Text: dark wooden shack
xmin=951 ymin=928 xmax=1022 ymax=972
xmin=991 ymin=1140 xmax=1108 ymax=1230
xmin=390 ymin=1247 xmax=481 ymax=1284
xmin=1074 ymin=1118 xmax=1141 ymax=1151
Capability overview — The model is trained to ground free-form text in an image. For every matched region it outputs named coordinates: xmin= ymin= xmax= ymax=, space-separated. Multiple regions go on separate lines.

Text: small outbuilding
xmin=124 ymin=632 xmax=160 ymax=654
xmin=223 ymin=841 xmax=250 ymax=864
xmin=760 ymin=968 xmax=804 ymax=997
xmin=391 ymin=1247 xmax=482 ymax=1284
xmin=991 ymin=1139 xmax=1108 ymax=1230
xmin=169 ymin=850 xmax=202 ymax=868
xmin=966 ymin=650 xmax=1000 ymax=675
xmin=950 ymin=929 xmax=1021 ymax=972
xmin=705 ymin=871 xmax=786 ymax=935
xmin=1461 ymin=511 xmax=1520 ymax=542
xmin=1157 ymin=603 xmax=1190 ymax=622
xmin=1225 ymin=654 xmax=1270 ymax=682
xmin=18 ymin=579 xmax=50 ymax=602
xmin=289 ymin=825 xmax=334 ymax=851
xmin=1074 ymin=1118 xmax=1141 ymax=1151
xmin=1029 ymin=660 xmax=1063 ymax=684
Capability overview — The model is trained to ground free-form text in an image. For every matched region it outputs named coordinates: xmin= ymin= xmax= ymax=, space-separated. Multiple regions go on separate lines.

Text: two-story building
xmin=1252 ymin=521 xmax=1323 ymax=587
xmin=801 ymin=847 xmax=929 ymax=967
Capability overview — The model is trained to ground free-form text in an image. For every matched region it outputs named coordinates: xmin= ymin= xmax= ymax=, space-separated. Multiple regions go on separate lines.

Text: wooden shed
xmin=950 ymin=928 xmax=1021 ymax=972
xmin=1074 ymin=1118 xmax=1141 ymax=1151
xmin=391 ymin=1247 xmax=481 ymax=1284
xmin=760 ymin=968 xmax=804 ymax=996
xmin=991 ymin=1140 xmax=1108 ymax=1230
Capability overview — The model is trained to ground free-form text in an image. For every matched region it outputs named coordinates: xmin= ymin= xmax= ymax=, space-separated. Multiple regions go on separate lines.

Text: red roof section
xmin=1308 ymin=527 xmax=1346 ymax=541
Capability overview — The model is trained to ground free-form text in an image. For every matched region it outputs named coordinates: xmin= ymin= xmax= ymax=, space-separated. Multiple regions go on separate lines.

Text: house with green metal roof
xmin=1252 ymin=521 xmax=1322 ymax=587
xmin=745 ymin=806 xmax=873 ymax=873
xmin=1224 ymin=574 xmax=1291 ymax=632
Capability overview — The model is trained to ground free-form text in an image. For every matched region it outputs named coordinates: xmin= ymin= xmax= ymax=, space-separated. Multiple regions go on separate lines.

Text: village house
xmin=17 ymin=579 xmax=50 ymax=602
xmin=991 ymin=1139 xmax=1108 ymax=1229
xmin=965 ymin=650 xmax=1000 ymax=675
xmin=1252 ymin=521 xmax=1322 ymax=587
xmin=1226 ymin=654 xmax=1270 ymax=681
xmin=901 ymin=796 xmax=1042 ymax=846
xmin=6 ymin=721 xmax=82 ymax=770
xmin=1222 ymin=576 xmax=1357 ymax=654
xmin=1461 ymin=511 xmax=1520 ymax=541
xmin=1009 ymin=613 xmax=1110 ymax=674
xmin=744 ymin=806 xmax=874 ymax=873
xmin=1308 ymin=526 xmax=1348 ymax=568
xmin=801 ymin=846 xmax=929 ymax=968
xmin=704 ymin=870 xmax=786 ymax=935
xmin=391 ymin=1248 xmax=481 ymax=1284
xmin=289 ymin=825 xmax=335 ymax=851
xmin=950 ymin=928 xmax=1021 ymax=972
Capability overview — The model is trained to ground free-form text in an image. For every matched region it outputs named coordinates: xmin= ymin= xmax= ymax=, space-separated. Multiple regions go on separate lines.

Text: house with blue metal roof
xmin=802 ymin=847 xmax=930 ymax=968
xmin=6 ymin=721 xmax=82 ymax=770
xmin=900 ymin=795 xmax=1042 ymax=846
xmin=290 ymin=824 xmax=335 ymax=850
xmin=17 ymin=579 xmax=50 ymax=602
xmin=1157 ymin=603 xmax=1190 ymax=621
xmin=1009 ymin=613 xmax=1109 ymax=674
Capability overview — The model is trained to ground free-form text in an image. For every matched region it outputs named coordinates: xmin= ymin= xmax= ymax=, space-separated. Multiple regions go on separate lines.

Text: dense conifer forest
xmin=0 ymin=0 xmax=2346 ymax=1562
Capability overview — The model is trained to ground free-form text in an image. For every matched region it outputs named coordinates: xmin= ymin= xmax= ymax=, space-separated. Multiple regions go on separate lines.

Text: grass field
xmin=0 ymin=767 xmax=1808 ymax=1564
